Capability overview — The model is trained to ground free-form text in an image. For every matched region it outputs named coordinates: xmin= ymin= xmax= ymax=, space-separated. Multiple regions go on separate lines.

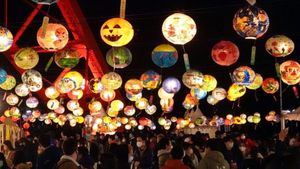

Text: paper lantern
xmin=67 ymin=100 xmax=80 ymax=111
xmin=211 ymin=41 xmax=239 ymax=66
xmin=140 ymin=70 xmax=162 ymax=90
xmin=101 ymin=72 xmax=122 ymax=90
xmin=47 ymin=99 xmax=60 ymax=110
xmin=162 ymin=77 xmax=181 ymax=93
xmin=73 ymin=107 xmax=83 ymax=116
xmin=125 ymin=124 xmax=131 ymax=130
xmin=110 ymin=100 xmax=124 ymax=111
xmin=139 ymin=117 xmax=150 ymax=126
xmin=67 ymin=89 xmax=83 ymax=100
xmin=54 ymin=48 xmax=80 ymax=68
xmin=158 ymin=88 xmax=174 ymax=99
xmin=124 ymin=105 xmax=136 ymax=116
xmin=6 ymin=93 xmax=19 ymax=106
xmin=14 ymin=48 xmax=39 ymax=70
xmin=126 ymin=92 xmax=142 ymax=101
xmin=0 ymin=26 xmax=13 ymax=52
xmin=212 ymin=88 xmax=227 ymax=101
xmin=45 ymin=86 xmax=60 ymax=99
xmin=233 ymin=5 xmax=269 ymax=39
xmin=151 ymin=44 xmax=178 ymax=68
xmin=0 ymin=75 xmax=16 ymax=90
xmin=100 ymin=18 xmax=134 ymax=47
xmin=158 ymin=117 xmax=167 ymax=126
xmin=227 ymin=83 xmax=246 ymax=100
xmin=124 ymin=79 xmax=143 ymax=95
xmin=190 ymin=87 xmax=207 ymax=100
xmin=207 ymin=95 xmax=219 ymax=105
xmin=106 ymin=47 xmax=132 ymax=69
xmin=32 ymin=110 xmax=41 ymax=118
xmin=54 ymin=106 xmax=65 ymax=114
xmin=162 ymin=13 xmax=197 ymax=45
xmin=15 ymin=83 xmax=30 ymax=97
xmin=88 ymin=78 xmax=103 ymax=93
xmin=280 ymin=60 xmax=300 ymax=85
xmin=37 ymin=23 xmax=69 ymax=50
xmin=182 ymin=69 xmax=204 ymax=89
xmin=32 ymin=0 xmax=57 ymax=5
xmin=26 ymin=97 xmax=39 ymax=108
xmin=63 ymin=71 xmax=84 ymax=90
xmin=201 ymin=75 xmax=217 ymax=92
xmin=160 ymin=98 xmax=174 ymax=110
xmin=246 ymin=73 xmax=263 ymax=90
xmin=145 ymin=105 xmax=157 ymax=115
xmin=135 ymin=98 xmax=148 ymax=110
xmin=232 ymin=66 xmax=256 ymax=85
xmin=21 ymin=70 xmax=43 ymax=92
xmin=100 ymin=89 xmax=116 ymax=102
xmin=0 ymin=68 xmax=7 ymax=84
xmin=183 ymin=94 xmax=198 ymax=109
xmin=88 ymin=100 xmax=102 ymax=112
xmin=262 ymin=78 xmax=279 ymax=94
xmin=265 ymin=35 xmax=294 ymax=57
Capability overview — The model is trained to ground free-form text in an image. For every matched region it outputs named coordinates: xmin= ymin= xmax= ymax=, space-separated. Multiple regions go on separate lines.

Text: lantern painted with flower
xmin=246 ymin=73 xmax=263 ymax=90
xmin=162 ymin=77 xmax=181 ymax=93
xmin=151 ymin=44 xmax=178 ymax=68
xmin=201 ymin=75 xmax=217 ymax=92
xmin=6 ymin=93 xmax=19 ymax=106
xmin=22 ymin=70 xmax=43 ymax=92
xmin=262 ymin=78 xmax=279 ymax=94
xmin=125 ymin=79 xmax=143 ymax=95
xmin=280 ymin=60 xmax=300 ymax=85
xmin=211 ymin=41 xmax=239 ymax=66
xmin=0 ymin=26 xmax=13 ymax=52
xmin=14 ymin=48 xmax=39 ymax=70
xmin=101 ymin=72 xmax=122 ymax=90
xmin=182 ymin=69 xmax=204 ymax=89
xmin=265 ymin=35 xmax=294 ymax=57
xmin=0 ymin=75 xmax=16 ymax=90
xmin=140 ymin=70 xmax=162 ymax=90
xmin=106 ymin=47 xmax=132 ymax=69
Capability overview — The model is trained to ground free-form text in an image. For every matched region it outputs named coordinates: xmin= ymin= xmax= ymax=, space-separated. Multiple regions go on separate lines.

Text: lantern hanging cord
xmin=182 ymin=45 xmax=186 ymax=53
xmin=4 ymin=0 xmax=8 ymax=27
xmin=120 ymin=0 xmax=126 ymax=19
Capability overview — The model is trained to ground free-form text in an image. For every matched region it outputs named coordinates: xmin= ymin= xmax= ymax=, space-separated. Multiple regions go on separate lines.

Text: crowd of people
xmin=0 ymin=128 xmax=299 ymax=169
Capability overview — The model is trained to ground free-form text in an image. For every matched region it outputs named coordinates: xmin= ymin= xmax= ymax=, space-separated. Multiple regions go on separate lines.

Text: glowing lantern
xmin=100 ymin=89 xmax=116 ymax=102
xmin=182 ymin=69 xmax=204 ymax=89
xmin=201 ymin=75 xmax=217 ymax=92
xmin=0 ymin=68 xmax=7 ymax=84
xmin=63 ymin=71 xmax=84 ymax=90
xmin=183 ymin=94 xmax=198 ymax=109
xmin=32 ymin=110 xmax=41 ymax=118
xmin=140 ymin=70 xmax=162 ymax=90
xmin=120 ymin=117 xmax=128 ymax=124
xmin=280 ymin=60 xmax=300 ymax=85
xmin=14 ymin=48 xmax=39 ymax=69
xmin=23 ymin=122 xmax=30 ymax=130
xmin=100 ymin=18 xmax=134 ymax=47
xmin=162 ymin=13 xmax=197 ymax=45
xmin=162 ymin=77 xmax=181 ymax=93
xmin=110 ymin=100 xmax=124 ymax=111
xmin=6 ymin=93 xmax=19 ymax=106
xmin=126 ymin=92 xmax=142 ymax=101
xmin=103 ymin=116 xmax=112 ymax=124
xmin=227 ymin=83 xmax=246 ymax=100
xmin=145 ymin=105 xmax=157 ymax=115
xmin=73 ymin=107 xmax=83 ymax=116
xmin=125 ymin=124 xmax=131 ymax=130
xmin=151 ymin=44 xmax=178 ymax=68
xmin=37 ymin=23 xmax=69 ymax=50
xmin=67 ymin=100 xmax=80 ymax=111
xmin=246 ymin=73 xmax=263 ymax=90
xmin=54 ymin=106 xmax=65 ymax=114
xmin=14 ymin=84 xmax=29 ymax=97
xmin=88 ymin=78 xmax=103 ymax=93
xmin=45 ymin=86 xmax=60 ymax=99
xmin=212 ymin=88 xmax=227 ymax=101
xmin=160 ymin=98 xmax=174 ymax=111
xmin=106 ymin=47 xmax=132 ymax=69
xmin=69 ymin=119 xmax=77 ymax=127
xmin=211 ymin=41 xmax=239 ymax=66
xmin=265 ymin=35 xmax=294 ymax=57
xmin=54 ymin=48 xmax=80 ymax=68
xmin=21 ymin=70 xmax=43 ymax=92
xmin=190 ymin=88 xmax=207 ymax=100
xmin=47 ymin=99 xmax=60 ymax=110
xmin=26 ymin=97 xmax=39 ymax=108
xmin=135 ymin=98 xmax=149 ymax=110
xmin=262 ymin=78 xmax=279 ymax=94
xmin=88 ymin=101 xmax=102 ymax=112
xmin=158 ymin=88 xmax=174 ymax=99
xmin=124 ymin=105 xmax=136 ymax=116
xmin=125 ymin=79 xmax=143 ymax=95
xmin=233 ymin=6 xmax=269 ymax=39
xmin=232 ymin=66 xmax=256 ymax=85
xmin=253 ymin=114 xmax=261 ymax=124
xmin=67 ymin=89 xmax=83 ymax=100
xmin=139 ymin=117 xmax=150 ymax=126
xmin=207 ymin=95 xmax=219 ymax=105
xmin=0 ymin=26 xmax=13 ymax=52
xmin=101 ymin=72 xmax=122 ymax=90
xmin=158 ymin=117 xmax=166 ymax=126
xmin=0 ymin=75 xmax=16 ymax=90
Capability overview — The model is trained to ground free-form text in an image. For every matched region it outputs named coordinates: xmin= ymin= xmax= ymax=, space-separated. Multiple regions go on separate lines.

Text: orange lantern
xmin=280 ymin=60 xmax=300 ymax=85
xmin=262 ymin=78 xmax=279 ymax=94
xmin=100 ymin=89 xmax=116 ymax=102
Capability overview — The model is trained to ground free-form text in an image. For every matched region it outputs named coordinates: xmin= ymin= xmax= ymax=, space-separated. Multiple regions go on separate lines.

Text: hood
xmin=205 ymin=151 xmax=227 ymax=164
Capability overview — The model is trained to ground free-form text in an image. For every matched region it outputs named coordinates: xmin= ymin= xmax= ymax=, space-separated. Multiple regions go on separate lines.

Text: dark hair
xmin=3 ymin=140 xmax=14 ymax=151
xmin=171 ymin=146 xmax=184 ymax=159
xmin=157 ymin=137 xmax=171 ymax=150
xmin=206 ymin=139 xmax=223 ymax=151
xmin=63 ymin=138 xmax=78 ymax=156
xmin=39 ymin=134 xmax=51 ymax=148
xmin=78 ymin=146 xmax=89 ymax=156
xmin=223 ymin=136 xmax=233 ymax=143
xmin=100 ymin=153 xmax=118 ymax=169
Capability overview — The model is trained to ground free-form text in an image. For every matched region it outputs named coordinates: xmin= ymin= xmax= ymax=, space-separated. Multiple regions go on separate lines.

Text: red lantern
xmin=139 ymin=117 xmax=150 ymax=126
xmin=262 ymin=78 xmax=279 ymax=94
xmin=211 ymin=41 xmax=239 ymax=66
xmin=23 ymin=122 xmax=30 ymax=130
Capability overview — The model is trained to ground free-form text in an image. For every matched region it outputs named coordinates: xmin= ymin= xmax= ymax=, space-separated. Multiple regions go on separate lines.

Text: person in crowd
xmin=0 ymin=152 xmax=8 ymax=169
xmin=157 ymin=137 xmax=172 ymax=168
xmin=197 ymin=139 xmax=230 ymax=169
xmin=222 ymin=136 xmax=244 ymax=169
xmin=132 ymin=135 xmax=154 ymax=169
xmin=13 ymin=140 xmax=27 ymax=167
xmin=109 ymin=134 xmax=130 ymax=169
xmin=162 ymin=146 xmax=189 ymax=169
xmin=98 ymin=152 xmax=118 ymax=169
xmin=56 ymin=138 xmax=81 ymax=169
xmin=183 ymin=143 xmax=199 ymax=169
xmin=3 ymin=140 xmax=15 ymax=168
xmin=78 ymin=146 xmax=94 ymax=169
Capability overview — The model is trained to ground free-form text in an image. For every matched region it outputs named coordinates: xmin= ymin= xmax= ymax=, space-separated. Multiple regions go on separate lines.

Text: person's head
xmin=215 ymin=130 xmax=225 ymax=139
xmin=3 ymin=140 xmax=14 ymax=151
xmin=171 ymin=146 xmax=184 ymax=160
xmin=62 ymin=138 xmax=78 ymax=160
xmin=157 ymin=137 xmax=172 ymax=151
xmin=0 ymin=152 xmax=8 ymax=168
xmin=184 ymin=136 xmax=193 ymax=144
xmin=205 ymin=139 xmax=221 ymax=154
xmin=224 ymin=136 xmax=234 ymax=150
xmin=238 ymin=143 xmax=247 ymax=153
xmin=156 ymin=134 xmax=165 ymax=143
xmin=77 ymin=146 xmax=89 ymax=160
xmin=39 ymin=134 xmax=51 ymax=148
xmin=61 ymin=131 xmax=68 ymax=140
xmin=183 ymin=143 xmax=194 ymax=156
xmin=136 ymin=135 xmax=147 ymax=149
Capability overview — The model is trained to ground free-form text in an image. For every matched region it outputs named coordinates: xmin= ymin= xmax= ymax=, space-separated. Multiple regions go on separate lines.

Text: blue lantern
xmin=0 ymin=68 xmax=7 ymax=84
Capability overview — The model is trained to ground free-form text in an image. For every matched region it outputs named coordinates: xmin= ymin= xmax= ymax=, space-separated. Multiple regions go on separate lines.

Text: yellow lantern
xmin=107 ymin=108 xmax=119 ymax=117
xmin=280 ymin=60 xmax=300 ymax=85
xmin=37 ymin=23 xmax=69 ymax=51
xmin=110 ymin=100 xmax=124 ymax=111
xmin=14 ymin=48 xmax=39 ymax=70
xmin=63 ymin=71 xmax=84 ymax=90
xmin=0 ymin=26 xmax=13 ymax=52
xmin=45 ymin=86 xmax=60 ymax=99
xmin=246 ymin=73 xmax=263 ymax=90
xmin=76 ymin=116 xmax=84 ymax=124
xmin=6 ymin=93 xmax=19 ymax=106
xmin=125 ymin=79 xmax=143 ymax=95
xmin=88 ymin=100 xmax=102 ymax=112
xmin=158 ymin=87 xmax=174 ymax=99
xmin=67 ymin=100 xmax=80 ymax=111
xmin=67 ymin=89 xmax=83 ymax=100
xmin=0 ymin=75 xmax=16 ymax=90
xmin=160 ymin=98 xmax=174 ymax=110
xmin=135 ymin=98 xmax=148 ymax=110
xmin=100 ymin=18 xmax=134 ymax=47
xmin=47 ymin=99 xmax=60 ymax=110
xmin=201 ymin=75 xmax=217 ymax=92
xmin=73 ymin=107 xmax=84 ymax=116
xmin=101 ymin=72 xmax=122 ymax=90
xmin=100 ymin=89 xmax=116 ymax=102
xmin=227 ymin=83 xmax=246 ymax=101
xmin=103 ymin=116 xmax=112 ymax=124
xmin=120 ymin=117 xmax=129 ymax=124
xmin=182 ymin=69 xmax=204 ymax=89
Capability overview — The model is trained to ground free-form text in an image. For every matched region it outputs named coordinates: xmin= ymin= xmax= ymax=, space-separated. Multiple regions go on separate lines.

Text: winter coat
xmin=157 ymin=149 xmax=171 ymax=168
xmin=162 ymin=159 xmax=189 ymax=169
xmin=197 ymin=151 xmax=230 ymax=169
xmin=37 ymin=145 xmax=62 ymax=169
xmin=133 ymin=147 xmax=154 ymax=169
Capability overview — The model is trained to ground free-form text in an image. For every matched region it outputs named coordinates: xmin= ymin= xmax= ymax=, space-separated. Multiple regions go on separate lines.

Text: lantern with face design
xmin=280 ymin=60 xmax=300 ymax=85
xmin=211 ymin=41 xmax=239 ymax=66
xmin=265 ymin=35 xmax=294 ymax=57
xmin=100 ymin=18 xmax=134 ymax=47
xmin=0 ymin=26 xmax=13 ymax=52
xmin=262 ymin=78 xmax=279 ymax=94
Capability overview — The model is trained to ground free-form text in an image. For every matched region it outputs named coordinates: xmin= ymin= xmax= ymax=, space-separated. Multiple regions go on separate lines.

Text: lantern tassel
xmin=246 ymin=0 xmax=256 ymax=6
xmin=45 ymin=56 xmax=54 ymax=72
xmin=2 ymin=92 xmax=7 ymax=101
xmin=183 ymin=53 xmax=190 ymax=70
xmin=119 ymin=0 xmax=126 ymax=19
xmin=41 ymin=16 xmax=49 ymax=38
xmin=275 ymin=62 xmax=281 ymax=78
xmin=18 ymin=99 xmax=23 ymax=107
xmin=250 ymin=45 xmax=256 ymax=65
xmin=293 ymin=86 xmax=299 ymax=99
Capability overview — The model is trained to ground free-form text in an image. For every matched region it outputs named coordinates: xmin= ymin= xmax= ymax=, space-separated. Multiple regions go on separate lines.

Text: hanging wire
xmin=5 ymin=0 xmax=8 ymax=27
xmin=120 ymin=0 xmax=126 ymax=19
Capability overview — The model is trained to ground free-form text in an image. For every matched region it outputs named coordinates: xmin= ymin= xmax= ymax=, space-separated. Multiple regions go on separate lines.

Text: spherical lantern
xmin=162 ymin=13 xmax=197 ymax=45
xmin=160 ymin=98 xmax=174 ymax=110
xmin=21 ymin=70 xmax=43 ymax=92
xmin=54 ymin=106 xmax=65 ymax=114
xmin=162 ymin=77 xmax=181 ymax=93
xmin=0 ymin=75 xmax=16 ymax=90
xmin=6 ymin=93 xmax=19 ymax=106
xmin=182 ymin=69 xmax=204 ymax=89
xmin=140 ymin=70 xmax=162 ymax=90
xmin=280 ymin=60 xmax=300 ymax=85
xmin=26 ymin=97 xmax=39 ymax=108
xmin=124 ymin=105 xmax=136 ymax=116
xmin=47 ymin=99 xmax=60 ymax=110
xmin=232 ymin=66 xmax=256 ymax=85
xmin=101 ymin=72 xmax=122 ymax=90
xmin=15 ymin=84 xmax=30 ymax=97
xmin=110 ymin=100 xmax=124 ymax=111
xmin=246 ymin=73 xmax=263 ymax=90
xmin=67 ymin=100 xmax=80 ymax=111
xmin=151 ymin=44 xmax=178 ymax=68
xmin=183 ymin=94 xmax=198 ymax=109
xmin=126 ymin=92 xmax=142 ymax=102
xmin=106 ymin=47 xmax=132 ymax=69
xmin=45 ymin=86 xmax=60 ymax=99
xmin=139 ymin=117 xmax=150 ymax=126
xmin=158 ymin=117 xmax=166 ymax=126
xmin=88 ymin=100 xmax=102 ymax=112
xmin=14 ymin=48 xmax=39 ymax=70
xmin=0 ymin=26 xmax=13 ymax=52
xmin=227 ymin=83 xmax=246 ymax=100
xmin=67 ymin=89 xmax=83 ymax=100
xmin=233 ymin=6 xmax=269 ymax=39
xmin=262 ymin=78 xmax=279 ymax=94
xmin=107 ymin=107 xmax=119 ymax=117
xmin=207 ymin=95 xmax=219 ymax=105
xmin=212 ymin=88 xmax=227 ymax=101
xmin=100 ymin=89 xmax=116 ymax=102
xmin=73 ymin=107 xmax=83 ymax=116
xmin=158 ymin=88 xmax=174 ymax=99
xmin=211 ymin=40 xmax=239 ymax=66
xmin=145 ymin=105 xmax=157 ymax=115
xmin=0 ymin=68 xmax=7 ymax=85
xmin=190 ymin=88 xmax=207 ymax=100
xmin=54 ymin=48 xmax=80 ymax=68
xmin=88 ymin=78 xmax=103 ymax=93
xmin=100 ymin=18 xmax=134 ymax=47
xmin=265 ymin=35 xmax=294 ymax=57
xmin=63 ymin=71 xmax=84 ymax=90
xmin=125 ymin=79 xmax=143 ymax=95
xmin=201 ymin=75 xmax=217 ymax=92
xmin=125 ymin=124 xmax=131 ymax=130
xmin=135 ymin=98 xmax=149 ymax=110
xmin=37 ymin=23 xmax=69 ymax=50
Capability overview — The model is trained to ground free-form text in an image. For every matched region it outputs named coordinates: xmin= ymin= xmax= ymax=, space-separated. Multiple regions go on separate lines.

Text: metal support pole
xmin=280 ymin=80 xmax=285 ymax=130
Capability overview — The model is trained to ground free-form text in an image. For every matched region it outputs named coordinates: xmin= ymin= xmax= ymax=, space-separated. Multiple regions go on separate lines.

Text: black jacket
xmin=37 ymin=145 xmax=62 ymax=169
